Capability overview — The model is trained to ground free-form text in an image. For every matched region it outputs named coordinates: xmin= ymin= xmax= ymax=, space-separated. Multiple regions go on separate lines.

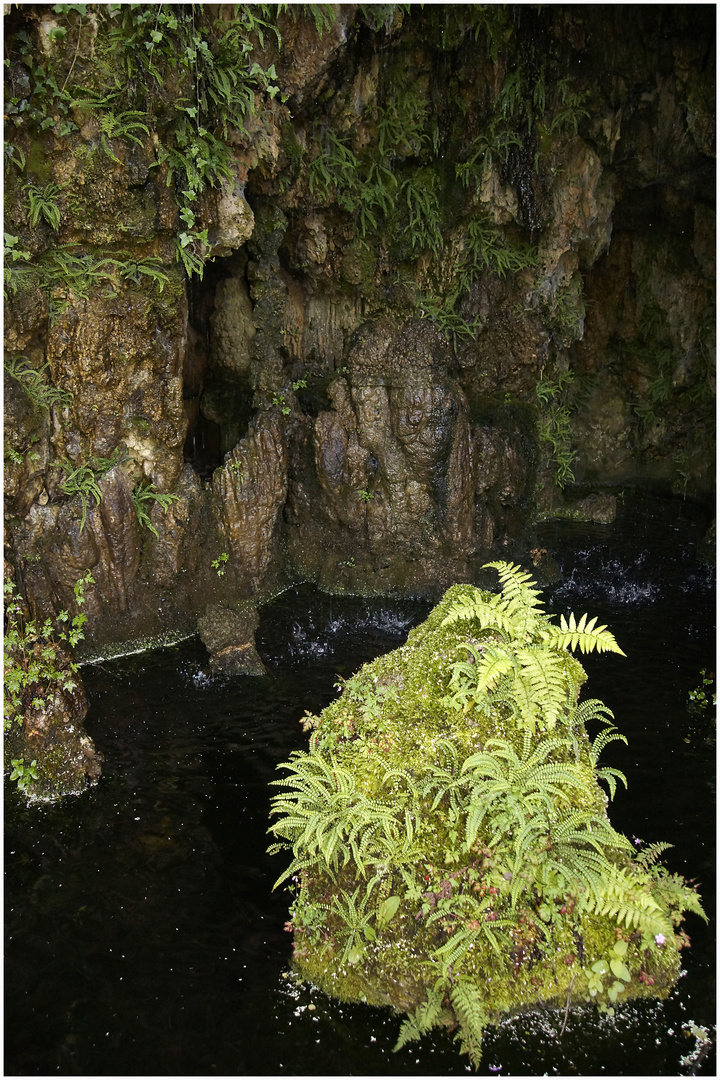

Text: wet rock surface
xmin=3 ymin=3 xmax=714 ymax=672
xmin=197 ymin=602 xmax=266 ymax=676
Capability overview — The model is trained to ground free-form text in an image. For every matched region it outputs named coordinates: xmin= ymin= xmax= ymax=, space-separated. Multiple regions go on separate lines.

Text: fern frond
xmin=585 ymin=867 xmax=674 ymax=936
xmin=589 ymin=723 xmax=628 ymax=764
xmin=441 ymin=591 xmax=518 ymax=637
xmin=515 ymin=646 xmax=571 ymax=730
xmin=545 ymin=612 xmax=627 ymax=656
xmin=596 ymin=764 xmax=628 ymax=801
xmin=571 ymin=698 xmax=616 ymax=729
xmin=552 ymin=809 xmax=633 ymax=854
xmin=473 ymin=644 xmax=517 ymax=695
xmin=394 ymin=986 xmax=445 ymax=1052
xmin=634 ymin=841 xmax=673 ymax=871
xmin=484 ymin=560 xmax=544 ymax=608
xmin=450 ymin=979 xmax=489 ymax=1069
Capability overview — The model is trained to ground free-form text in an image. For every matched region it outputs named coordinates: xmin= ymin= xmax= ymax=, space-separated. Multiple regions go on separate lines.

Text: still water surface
xmin=5 ymin=495 xmax=715 ymax=1075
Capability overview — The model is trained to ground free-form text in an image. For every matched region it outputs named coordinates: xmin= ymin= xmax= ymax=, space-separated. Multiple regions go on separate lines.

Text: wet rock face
xmin=212 ymin=411 xmax=289 ymax=592
xmin=306 ymin=318 xmax=474 ymax=581
xmin=4 ymin=646 xmax=103 ymax=802
xmin=3 ymin=3 xmax=715 ymax=661
xmin=44 ymin=287 xmax=187 ymax=489
xmin=290 ymin=315 xmax=538 ymax=592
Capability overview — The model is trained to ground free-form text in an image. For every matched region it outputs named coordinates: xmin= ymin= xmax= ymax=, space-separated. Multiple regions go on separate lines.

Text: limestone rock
xmin=197 ymin=602 xmax=266 ymax=675
xmin=210 ymin=276 xmax=256 ymax=379
xmin=211 ymin=412 xmax=288 ymax=591
xmin=207 ymin=179 xmax=255 ymax=257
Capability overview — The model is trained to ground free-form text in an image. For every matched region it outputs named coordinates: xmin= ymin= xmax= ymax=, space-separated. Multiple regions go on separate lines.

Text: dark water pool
xmin=5 ymin=495 xmax=716 ymax=1076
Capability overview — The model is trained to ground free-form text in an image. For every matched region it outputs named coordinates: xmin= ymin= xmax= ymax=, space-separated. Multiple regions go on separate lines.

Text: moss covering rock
xmin=268 ymin=562 xmax=706 ymax=1069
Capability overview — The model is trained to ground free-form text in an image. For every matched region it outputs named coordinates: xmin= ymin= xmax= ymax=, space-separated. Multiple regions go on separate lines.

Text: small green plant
xmin=4 ymin=571 xmax=94 ymax=740
xmin=175 ymin=227 xmax=211 ymax=280
xmin=5 ymin=356 xmax=73 ymax=411
xmin=687 ymin=670 xmax=715 ymax=715
xmin=417 ymin=293 xmax=482 ymax=354
xmin=131 ymin=483 xmax=179 ymax=538
xmin=9 ymin=757 xmax=39 ymax=792
xmin=4 ymin=233 xmax=32 ymax=296
xmin=73 ymin=100 xmax=150 ymax=163
xmin=536 ymin=371 xmax=577 ymax=488
xmin=23 ymin=180 xmax=66 ymax=231
xmin=212 ymin=552 xmax=229 ymax=577
xmin=548 ymin=79 xmax=591 ymax=136
xmin=358 ymin=489 xmax=374 ymax=502
xmin=56 ymin=448 xmax=126 ymax=531
xmin=397 ymin=170 xmax=443 ymax=254
xmin=458 ymin=218 xmax=537 ymax=286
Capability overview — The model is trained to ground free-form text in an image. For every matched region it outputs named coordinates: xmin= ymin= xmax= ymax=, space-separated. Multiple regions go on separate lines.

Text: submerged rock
xmin=198 ymin=601 xmax=266 ymax=675
xmin=269 ymin=562 xmax=705 ymax=1069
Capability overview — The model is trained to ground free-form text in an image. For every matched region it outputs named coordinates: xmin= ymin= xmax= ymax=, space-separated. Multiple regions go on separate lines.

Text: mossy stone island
xmin=268 ymin=562 xmax=706 ymax=1069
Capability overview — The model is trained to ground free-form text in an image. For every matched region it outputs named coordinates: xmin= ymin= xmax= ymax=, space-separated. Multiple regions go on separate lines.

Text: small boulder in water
xmin=198 ymin=602 xmax=266 ymax=675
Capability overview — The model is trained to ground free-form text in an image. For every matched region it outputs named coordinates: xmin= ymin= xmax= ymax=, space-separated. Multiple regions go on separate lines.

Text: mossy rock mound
xmin=269 ymin=562 xmax=705 ymax=1068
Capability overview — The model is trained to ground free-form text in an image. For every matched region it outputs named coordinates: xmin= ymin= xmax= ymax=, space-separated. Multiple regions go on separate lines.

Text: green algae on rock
xmin=268 ymin=562 xmax=706 ymax=1069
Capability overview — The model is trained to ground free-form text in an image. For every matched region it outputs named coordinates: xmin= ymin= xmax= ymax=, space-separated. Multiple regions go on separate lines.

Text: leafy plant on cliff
xmin=416 ymin=292 xmax=482 ymax=354
xmin=55 ymin=447 xmax=127 ymax=532
xmin=23 ymin=180 xmax=66 ymax=231
xmin=5 ymin=356 xmax=73 ymax=412
xmin=457 ymin=217 xmax=538 ymax=287
xmin=4 ymin=572 xmax=93 ymax=748
xmin=7 ymin=246 xmax=170 ymax=322
xmin=535 ymin=370 xmax=578 ymax=488
xmin=131 ymin=483 xmax=180 ymax=538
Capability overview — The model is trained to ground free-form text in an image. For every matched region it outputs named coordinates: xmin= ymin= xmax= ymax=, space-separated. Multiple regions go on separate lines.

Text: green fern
xmin=633 ymin=841 xmax=674 ymax=872
xmin=23 ymin=180 xmax=66 ymax=231
xmin=394 ymin=986 xmax=446 ymax=1053
xmin=584 ymin=866 xmax=675 ymax=938
xmin=321 ymin=882 xmax=380 ymax=965
xmin=131 ymin=483 xmax=179 ymax=537
xmin=442 ymin=563 xmax=625 ymax=735
xmin=449 ymin=978 xmax=489 ymax=1069
xmin=543 ymin=611 xmax=627 ymax=656
xmin=56 ymin=448 xmax=126 ymax=532
xmin=268 ymin=751 xmax=416 ymax=888
xmin=5 ymin=356 xmax=73 ymax=411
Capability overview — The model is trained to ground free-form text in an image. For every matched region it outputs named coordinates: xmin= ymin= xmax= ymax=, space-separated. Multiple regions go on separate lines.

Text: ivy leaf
xmin=609 ymin=957 xmax=631 ymax=982
xmin=347 ymin=943 xmax=365 ymax=965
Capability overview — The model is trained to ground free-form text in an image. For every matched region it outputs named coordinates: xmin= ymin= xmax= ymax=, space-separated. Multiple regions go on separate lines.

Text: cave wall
xmin=4 ymin=4 xmax=715 ymax=652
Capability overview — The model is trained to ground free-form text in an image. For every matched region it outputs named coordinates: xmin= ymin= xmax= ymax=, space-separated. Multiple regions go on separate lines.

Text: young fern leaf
xmin=634 ymin=841 xmax=674 ymax=871
xmin=571 ymin=697 xmax=616 ymax=730
xmin=449 ymin=979 xmax=489 ymax=1070
xmin=545 ymin=612 xmax=627 ymax=656
xmin=441 ymin=590 xmax=517 ymax=636
xmin=393 ymin=986 xmax=445 ymax=1053
xmin=484 ymin=560 xmax=545 ymax=615
xmin=589 ymin=722 xmax=628 ymax=764
xmin=585 ymin=867 xmax=674 ymax=937
xmin=515 ymin=646 xmax=569 ymax=730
